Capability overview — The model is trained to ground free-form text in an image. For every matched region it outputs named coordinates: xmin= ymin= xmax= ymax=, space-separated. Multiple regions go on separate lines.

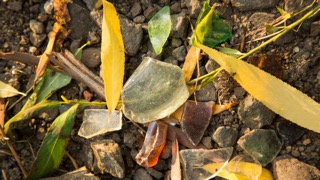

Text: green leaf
xmin=216 ymin=47 xmax=245 ymax=58
xmin=36 ymin=69 xmax=71 ymax=103
xmin=193 ymin=4 xmax=232 ymax=48
xmin=265 ymin=24 xmax=282 ymax=34
xmin=27 ymin=104 xmax=79 ymax=179
xmin=148 ymin=6 xmax=171 ymax=54
xmin=73 ymin=41 xmax=91 ymax=59
xmin=196 ymin=0 xmax=211 ymax=26
xmin=4 ymin=101 xmax=62 ymax=136
xmin=0 ymin=81 xmax=26 ymax=98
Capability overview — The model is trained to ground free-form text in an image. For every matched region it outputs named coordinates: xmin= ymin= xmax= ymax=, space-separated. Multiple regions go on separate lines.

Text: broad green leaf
xmin=193 ymin=4 xmax=232 ymax=48
xmin=148 ymin=6 xmax=171 ymax=54
xmin=4 ymin=101 xmax=62 ymax=136
xmin=195 ymin=42 xmax=320 ymax=133
xmin=0 ymin=81 xmax=26 ymax=98
xmin=36 ymin=69 xmax=71 ymax=103
xmin=21 ymin=69 xmax=71 ymax=111
xmin=101 ymin=1 xmax=125 ymax=116
xmin=27 ymin=104 xmax=79 ymax=179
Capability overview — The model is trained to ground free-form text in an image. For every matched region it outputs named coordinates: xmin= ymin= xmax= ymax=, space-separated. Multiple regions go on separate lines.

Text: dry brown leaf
xmin=182 ymin=46 xmax=202 ymax=81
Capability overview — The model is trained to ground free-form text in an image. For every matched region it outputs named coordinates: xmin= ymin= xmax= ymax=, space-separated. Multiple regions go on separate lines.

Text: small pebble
xmin=291 ymin=149 xmax=300 ymax=157
xmin=293 ymin=46 xmax=300 ymax=53
xmin=303 ymin=139 xmax=311 ymax=145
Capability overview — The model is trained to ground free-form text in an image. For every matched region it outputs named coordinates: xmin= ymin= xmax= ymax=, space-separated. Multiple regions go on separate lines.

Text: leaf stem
xmin=239 ymin=5 xmax=320 ymax=60
xmin=187 ymin=67 xmax=223 ymax=85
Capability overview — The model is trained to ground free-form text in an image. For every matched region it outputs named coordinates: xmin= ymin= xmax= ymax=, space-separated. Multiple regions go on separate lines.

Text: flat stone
xmin=29 ymin=32 xmax=47 ymax=47
xmin=212 ymin=126 xmax=239 ymax=148
xmin=171 ymin=2 xmax=182 ymax=14
xmin=238 ymin=95 xmax=276 ymax=129
xmin=185 ymin=0 xmax=201 ymax=18
xmin=130 ymin=2 xmax=142 ymax=17
xmin=195 ymin=82 xmax=217 ymax=102
xmin=237 ymin=129 xmax=282 ymax=166
xmin=90 ymin=140 xmax=125 ymax=178
xmin=122 ymin=57 xmax=189 ymax=123
xmin=146 ymin=168 xmax=164 ymax=179
xmin=180 ymin=147 xmax=233 ymax=180
xmin=273 ymin=155 xmax=320 ymax=180
xmin=171 ymin=12 xmax=189 ymax=38
xmin=83 ymin=0 xmax=99 ymax=10
xmin=134 ymin=168 xmax=153 ymax=180
xmin=249 ymin=12 xmax=274 ymax=27
xmin=29 ymin=20 xmax=45 ymax=34
xmin=181 ymin=101 xmax=213 ymax=146
xmin=172 ymin=46 xmax=187 ymax=61
xmin=119 ymin=15 xmax=143 ymax=56
xmin=230 ymin=0 xmax=277 ymax=11
xmin=7 ymin=0 xmax=23 ymax=11
xmin=80 ymin=48 xmax=101 ymax=68
xmin=276 ymin=121 xmax=305 ymax=146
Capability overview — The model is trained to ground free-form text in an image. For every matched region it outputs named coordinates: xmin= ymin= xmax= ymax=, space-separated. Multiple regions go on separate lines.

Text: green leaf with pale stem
xmin=27 ymin=104 xmax=79 ymax=179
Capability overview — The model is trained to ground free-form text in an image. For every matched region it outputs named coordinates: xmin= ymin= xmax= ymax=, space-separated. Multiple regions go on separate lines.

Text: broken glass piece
xmin=181 ymin=101 xmax=213 ymax=146
xmin=121 ymin=57 xmax=189 ymax=123
xmin=136 ymin=121 xmax=168 ymax=167
xmin=78 ymin=109 xmax=122 ymax=139
xmin=180 ymin=147 xmax=233 ymax=180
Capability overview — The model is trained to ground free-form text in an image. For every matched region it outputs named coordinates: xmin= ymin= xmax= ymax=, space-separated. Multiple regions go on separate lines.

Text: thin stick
xmin=0 ymin=99 xmax=5 ymax=127
xmin=8 ymin=87 xmax=33 ymax=111
xmin=64 ymin=150 xmax=79 ymax=170
xmin=0 ymin=126 xmax=28 ymax=178
xmin=1 ymin=169 xmax=8 ymax=180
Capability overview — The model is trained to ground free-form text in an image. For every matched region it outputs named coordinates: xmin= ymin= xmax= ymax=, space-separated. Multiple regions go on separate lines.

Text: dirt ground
xmin=0 ymin=0 xmax=320 ymax=179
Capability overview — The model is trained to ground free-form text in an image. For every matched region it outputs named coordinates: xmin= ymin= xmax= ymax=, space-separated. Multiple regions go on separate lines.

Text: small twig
xmin=27 ymin=141 xmax=36 ymax=159
xmin=64 ymin=150 xmax=79 ymax=170
xmin=0 ymin=99 xmax=5 ymax=127
xmin=1 ymin=169 xmax=8 ymax=180
xmin=0 ymin=126 xmax=28 ymax=178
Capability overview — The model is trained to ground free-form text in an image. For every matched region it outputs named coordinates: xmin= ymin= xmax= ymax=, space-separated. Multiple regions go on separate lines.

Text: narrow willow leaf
xmin=196 ymin=43 xmax=320 ymax=133
xmin=194 ymin=3 xmax=232 ymax=48
xmin=216 ymin=47 xmax=245 ymax=58
xmin=4 ymin=101 xmax=62 ymax=136
xmin=0 ymin=81 xmax=26 ymax=98
xmin=101 ymin=1 xmax=125 ymax=115
xmin=27 ymin=104 xmax=79 ymax=179
xmin=148 ymin=6 xmax=171 ymax=54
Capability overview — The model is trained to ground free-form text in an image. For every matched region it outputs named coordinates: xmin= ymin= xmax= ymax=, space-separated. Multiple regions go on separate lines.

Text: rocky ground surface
xmin=1 ymin=0 xmax=320 ymax=179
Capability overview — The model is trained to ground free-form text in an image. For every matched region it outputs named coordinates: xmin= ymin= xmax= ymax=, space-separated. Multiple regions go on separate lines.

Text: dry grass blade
xmin=171 ymin=137 xmax=181 ymax=180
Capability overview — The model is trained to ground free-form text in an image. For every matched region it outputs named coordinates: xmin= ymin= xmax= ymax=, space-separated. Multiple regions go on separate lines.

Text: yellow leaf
xmin=101 ymin=1 xmax=125 ymax=115
xmin=182 ymin=46 xmax=202 ymax=81
xmin=196 ymin=43 xmax=320 ymax=133
xmin=202 ymin=162 xmax=273 ymax=180
xmin=0 ymin=81 xmax=26 ymax=98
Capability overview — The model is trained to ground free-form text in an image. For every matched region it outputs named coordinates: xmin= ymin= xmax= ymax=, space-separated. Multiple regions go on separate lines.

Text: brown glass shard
xmin=181 ymin=101 xmax=213 ymax=146
xmin=136 ymin=121 xmax=168 ymax=167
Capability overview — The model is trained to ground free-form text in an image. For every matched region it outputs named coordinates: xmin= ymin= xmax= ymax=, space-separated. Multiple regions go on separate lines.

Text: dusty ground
xmin=0 ymin=0 xmax=320 ymax=179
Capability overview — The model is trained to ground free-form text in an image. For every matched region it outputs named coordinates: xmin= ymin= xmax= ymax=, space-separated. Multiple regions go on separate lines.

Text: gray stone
xmin=172 ymin=46 xmax=186 ymax=61
xmin=201 ymin=136 xmax=213 ymax=149
xmin=29 ymin=32 xmax=47 ymax=47
xmin=90 ymin=140 xmax=125 ymax=178
xmin=130 ymin=2 xmax=142 ymax=17
xmin=238 ymin=95 xmax=276 ymax=129
xmin=144 ymin=5 xmax=157 ymax=19
xmin=310 ymin=21 xmax=320 ymax=37
xmin=249 ymin=12 xmax=274 ymax=27
xmin=164 ymin=56 xmax=178 ymax=65
xmin=213 ymin=3 xmax=233 ymax=20
xmin=123 ymin=131 xmax=136 ymax=149
xmin=185 ymin=0 xmax=201 ymax=18
xmin=196 ymin=82 xmax=217 ymax=102
xmin=80 ymin=48 xmax=101 ymax=68
xmin=233 ymin=87 xmax=246 ymax=98
xmin=90 ymin=9 xmax=103 ymax=28
xmin=171 ymin=12 xmax=189 ymax=38
xmin=171 ymin=38 xmax=182 ymax=48
xmin=273 ymin=155 xmax=320 ymax=180
xmin=133 ymin=15 xmax=145 ymax=23
xmin=146 ymin=168 xmax=164 ymax=179
xmin=119 ymin=15 xmax=143 ymax=56
xmin=7 ymin=0 xmax=22 ymax=11
xmin=230 ymin=0 xmax=278 ymax=11
xmin=121 ymin=57 xmax=189 ymax=123
xmin=44 ymin=0 xmax=54 ymax=14
xmin=68 ymin=2 xmax=98 ymax=39
xmin=134 ymin=168 xmax=153 ymax=180
xmin=83 ymin=0 xmax=99 ymax=10
xmin=212 ymin=126 xmax=239 ymax=148
xmin=237 ymin=129 xmax=282 ymax=166
xmin=171 ymin=2 xmax=182 ymax=14
xmin=276 ymin=121 xmax=305 ymax=146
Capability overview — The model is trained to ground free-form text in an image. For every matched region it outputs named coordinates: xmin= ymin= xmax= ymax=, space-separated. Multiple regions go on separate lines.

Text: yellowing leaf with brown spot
xmin=196 ymin=42 xmax=320 ymax=133
xmin=0 ymin=81 xmax=26 ymax=98
xmin=101 ymin=1 xmax=125 ymax=115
